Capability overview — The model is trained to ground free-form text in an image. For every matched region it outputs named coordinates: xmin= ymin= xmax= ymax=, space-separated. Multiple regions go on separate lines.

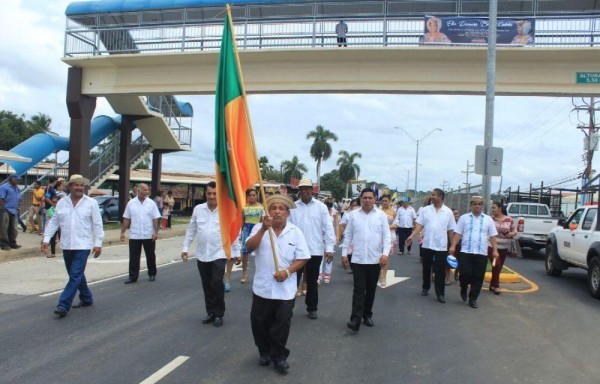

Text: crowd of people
xmin=0 ymin=170 xmax=515 ymax=375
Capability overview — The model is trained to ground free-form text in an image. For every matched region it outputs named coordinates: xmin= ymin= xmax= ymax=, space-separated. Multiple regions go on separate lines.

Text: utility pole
xmin=462 ymin=160 xmax=474 ymax=211
xmin=573 ymin=97 xmax=600 ymax=204
xmin=440 ymin=179 xmax=448 ymax=191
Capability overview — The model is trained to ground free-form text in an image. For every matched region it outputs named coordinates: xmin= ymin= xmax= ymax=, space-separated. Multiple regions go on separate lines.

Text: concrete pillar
xmin=151 ymin=150 xmax=162 ymax=198
xmin=66 ymin=67 xmax=96 ymax=178
xmin=118 ymin=116 xmax=134 ymax=220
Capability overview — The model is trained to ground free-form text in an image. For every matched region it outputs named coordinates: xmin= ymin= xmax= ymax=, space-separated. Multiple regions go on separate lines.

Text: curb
xmin=484 ymin=271 xmax=521 ymax=284
xmin=0 ymin=227 xmax=187 ymax=264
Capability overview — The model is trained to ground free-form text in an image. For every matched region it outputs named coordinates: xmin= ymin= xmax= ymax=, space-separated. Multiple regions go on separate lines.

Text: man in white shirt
xmin=41 ymin=174 xmax=104 ymax=318
xmin=121 ymin=183 xmax=161 ymax=284
xmin=396 ymin=199 xmax=417 ymax=255
xmin=181 ymin=181 xmax=240 ymax=328
xmin=246 ymin=194 xmax=310 ymax=373
xmin=407 ymin=189 xmax=455 ymax=303
xmin=289 ymin=178 xmax=335 ymax=320
xmin=450 ymin=196 xmax=499 ymax=309
xmin=342 ymin=188 xmax=391 ymax=333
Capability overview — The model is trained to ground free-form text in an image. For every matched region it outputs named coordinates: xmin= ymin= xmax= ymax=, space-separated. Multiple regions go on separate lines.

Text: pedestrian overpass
xmin=64 ymin=0 xmax=600 ymax=96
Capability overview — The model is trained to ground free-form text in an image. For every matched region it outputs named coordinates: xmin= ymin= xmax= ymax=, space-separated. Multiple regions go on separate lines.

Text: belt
xmin=32 ymin=204 xmax=40 ymax=206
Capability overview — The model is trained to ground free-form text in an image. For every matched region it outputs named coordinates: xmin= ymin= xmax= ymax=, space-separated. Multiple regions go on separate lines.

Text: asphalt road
xmin=1 ymin=240 xmax=599 ymax=384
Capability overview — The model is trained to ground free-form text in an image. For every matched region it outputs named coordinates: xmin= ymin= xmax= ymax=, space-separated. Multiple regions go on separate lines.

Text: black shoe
xmin=54 ymin=308 xmax=67 ymax=318
xmin=124 ymin=278 xmax=137 ymax=284
xmin=307 ymin=311 xmax=318 ymax=320
xmin=437 ymin=295 xmax=446 ymax=303
xmin=1 ymin=246 xmax=11 ymax=251
xmin=213 ymin=317 xmax=223 ymax=327
xmin=258 ymin=355 xmax=271 ymax=366
xmin=22 ymin=226 xmax=27 ymax=233
xmin=72 ymin=301 xmax=93 ymax=308
xmin=202 ymin=313 xmax=215 ymax=324
xmin=149 ymin=276 xmax=156 ymax=282
xmin=421 ymin=289 xmax=429 ymax=296
xmin=363 ymin=317 xmax=374 ymax=327
xmin=460 ymin=287 xmax=468 ymax=302
xmin=469 ymin=300 xmax=478 ymax=309
xmin=274 ymin=359 xmax=290 ymax=374
xmin=10 ymin=244 xmax=22 ymax=249
xmin=346 ymin=320 xmax=360 ymax=332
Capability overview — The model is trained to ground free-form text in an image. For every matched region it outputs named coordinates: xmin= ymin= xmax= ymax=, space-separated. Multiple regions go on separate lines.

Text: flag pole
xmin=226 ymin=4 xmax=279 ymax=272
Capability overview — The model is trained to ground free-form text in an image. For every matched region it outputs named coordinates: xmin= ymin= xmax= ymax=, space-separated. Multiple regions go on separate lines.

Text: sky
xmin=0 ymin=0 xmax=592 ymax=195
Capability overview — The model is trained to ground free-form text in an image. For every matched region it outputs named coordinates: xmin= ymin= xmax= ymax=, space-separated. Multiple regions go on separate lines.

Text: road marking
xmin=39 ymin=259 xmax=184 ymax=297
xmin=377 ymin=269 xmax=410 ymax=288
xmin=497 ymin=265 xmax=539 ymax=294
xmin=139 ymin=355 xmax=190 ymax=384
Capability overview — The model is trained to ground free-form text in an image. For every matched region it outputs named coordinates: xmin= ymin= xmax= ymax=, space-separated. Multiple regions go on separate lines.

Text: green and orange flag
xmin=214 ymin=7 xmax=260 ymax=258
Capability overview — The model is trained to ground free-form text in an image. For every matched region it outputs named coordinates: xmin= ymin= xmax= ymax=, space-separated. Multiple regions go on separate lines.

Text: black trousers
xmin=197 ymin=259 xmax=226 ymax=317
xmin=397 ymin=227 xmax=412 ymax=253
xmin=458 ymin=252 xmax=488 ymax=301
xmin=296 ymin=255 xmax=322 ymax=312
xmin=50 ymin=229 xmax=60 ymax=255
xmin=421 ymin=248 xmax=447 ymax=296
xmin=337 ymin=37 xmax=347 ymax=47
xmin=250 ymin=293 xmax=295 ymax=362
xmin=350 ymin=263 xmax=380 ymax=323
xmin=128 ymin=239 xmax=157 ymax=279
xmin=0 ymin=211 xmax=18 ymax=248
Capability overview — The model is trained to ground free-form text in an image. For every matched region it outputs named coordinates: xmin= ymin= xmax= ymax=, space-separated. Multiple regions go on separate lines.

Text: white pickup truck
xmin=546 ymin=205 xmax=600 ymax=299
xmin=506 ymin=202 xmax=558 ymax=251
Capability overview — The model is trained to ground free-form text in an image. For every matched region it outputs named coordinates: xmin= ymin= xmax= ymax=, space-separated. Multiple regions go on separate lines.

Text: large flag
xmin=215 ymin=8 xmax=260 ymax=258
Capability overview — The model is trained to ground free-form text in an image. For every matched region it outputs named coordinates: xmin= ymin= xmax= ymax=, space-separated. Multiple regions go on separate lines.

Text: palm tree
xmin=28 ymin=113 xmax=52 ymax=133
xmin=259 ymin=156 xmax=274 ymax=175
xmin=306 ymin=125 xmax=338 ymax=189
xmin=281 ymin=155 xmax=308 ymax=183
xmin=337 ymin=150 xmax=362 ymax=197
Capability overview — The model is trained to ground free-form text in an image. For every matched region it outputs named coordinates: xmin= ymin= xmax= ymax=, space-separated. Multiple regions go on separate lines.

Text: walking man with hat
xmin=289 ymin=178 xmax=335 ymax=320
xmin=0 ymin=174 xmax=23 ymax=251
xmin=245 ymin=194 xmax=310 ymax=373
xmin=42 ymin=174 xmax=104 ymax=318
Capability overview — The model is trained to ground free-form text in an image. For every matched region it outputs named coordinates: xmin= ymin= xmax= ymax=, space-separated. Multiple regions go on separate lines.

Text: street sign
xmin=576 ymin=72 xmax=600 ymax=84
xmin=474 ymin=145 xmax=503 ymax=176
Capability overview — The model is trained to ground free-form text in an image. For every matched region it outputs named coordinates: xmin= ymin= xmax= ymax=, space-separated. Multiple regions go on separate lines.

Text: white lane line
xmin=38 ymin=259 xmax=184 ymax=297
xmin=140 ymin=355 xmax=190 ymax=384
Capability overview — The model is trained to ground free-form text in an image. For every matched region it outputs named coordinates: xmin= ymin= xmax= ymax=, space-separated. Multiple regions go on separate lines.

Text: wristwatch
xmin=285 ymin=269 xmax=291 ymax=278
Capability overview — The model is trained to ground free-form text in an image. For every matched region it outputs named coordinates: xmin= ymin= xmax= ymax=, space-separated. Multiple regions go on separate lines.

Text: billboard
xmin=424 ymin=16 xmax=535 ymax=45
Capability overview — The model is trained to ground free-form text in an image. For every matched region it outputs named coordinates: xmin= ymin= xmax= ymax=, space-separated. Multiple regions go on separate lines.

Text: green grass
xmin=486 ymin=260 xmax=514 ymax=274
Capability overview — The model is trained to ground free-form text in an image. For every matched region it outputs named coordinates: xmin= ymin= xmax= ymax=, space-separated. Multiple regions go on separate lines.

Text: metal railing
xmin=65 ymin=10 xmax=600 ymax=56
xmin=146 ymin=96 xmax=192 ymax=148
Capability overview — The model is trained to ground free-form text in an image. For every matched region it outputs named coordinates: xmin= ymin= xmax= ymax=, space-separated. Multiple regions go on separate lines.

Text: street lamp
xmin=395 ymin=127 xmax=442 ymax=197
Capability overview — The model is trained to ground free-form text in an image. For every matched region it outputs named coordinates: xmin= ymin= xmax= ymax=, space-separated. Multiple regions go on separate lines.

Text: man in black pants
xmin=289 ymin=178 xmax=335 ymax=320
xmin=121 ymin=183 xmax=161 ymax=284
xmin=342 ymin=188 xmax=391 ymax=333
xmin=407 ymin=189 xmax=456 ymax=303
xmin=180 ymin=182 xmax=240 ymax=328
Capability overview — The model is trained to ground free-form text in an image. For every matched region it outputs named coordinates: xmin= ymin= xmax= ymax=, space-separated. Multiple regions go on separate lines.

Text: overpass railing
xmin=65 ymin=14 xmax=600 ymax=56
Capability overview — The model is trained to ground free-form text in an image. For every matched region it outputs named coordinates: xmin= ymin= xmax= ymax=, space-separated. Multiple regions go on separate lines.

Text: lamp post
xmin=396 ymin=127 xmax=442 ymax=197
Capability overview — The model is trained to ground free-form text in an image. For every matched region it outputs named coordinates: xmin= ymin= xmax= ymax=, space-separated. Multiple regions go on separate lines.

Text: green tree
xmin=134 ymin=154 xmax=151 ymax=170
xmin=306 ymin=125 xmax=338 ymax=189
xmin=320 ymin=169 xmax=345 ymax=199
xmin=337 ymin=150 xmax=362 ymax=197
xmin=28 ymin=113 xmax=52 ymax=132
xmin=258 ymin=155 xmax=281 ymax=181
xmin=281 ymin=155 xmax=308 ymax=183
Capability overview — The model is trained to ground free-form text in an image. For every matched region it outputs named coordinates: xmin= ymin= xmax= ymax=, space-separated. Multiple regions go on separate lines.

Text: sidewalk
xmin=0 ymin=223 xmax=189 ymax=264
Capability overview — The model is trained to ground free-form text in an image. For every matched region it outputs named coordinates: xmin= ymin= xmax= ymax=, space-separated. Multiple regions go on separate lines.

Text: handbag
xmin=508 ymin=238 xmax=522 ymax=258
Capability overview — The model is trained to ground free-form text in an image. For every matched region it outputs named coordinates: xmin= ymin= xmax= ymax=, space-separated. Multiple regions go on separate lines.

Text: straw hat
xmin=297 ymin=178 xmax=313 ymax=188
xmin=67 ymin=174 xmax=89 ymax=185
xmin=266 ymin=194 xmax=296 ymax=210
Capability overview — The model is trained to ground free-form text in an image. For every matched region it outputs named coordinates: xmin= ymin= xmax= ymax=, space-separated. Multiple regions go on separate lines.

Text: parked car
xmin=546 ymin=205 xmax=600 ymax=299
xmin=94 ymin=196 xmax=119 ymax=224
xmin=506 ymin=202 xmax=558 ymax=251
